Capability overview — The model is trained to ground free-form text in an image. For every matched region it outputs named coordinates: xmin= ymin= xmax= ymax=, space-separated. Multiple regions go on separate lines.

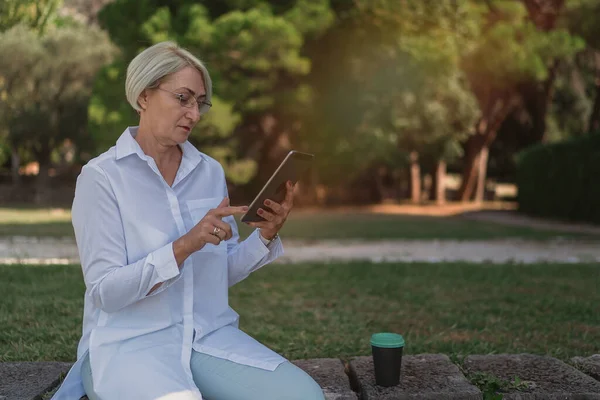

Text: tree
xmin=0 ymin=24 xmax=115 ymax=200
xmin=0 ymin=0 xmax=63 ymax=184
xmin=304 ymin=0 xmax=480 ymax=203
xmin=457 ymin=0 xmax=583 ymax=202
xmin=61 ymin=0 xmax=115 ymax=25
xmin=359 ymin=49 xmax=479 ymax=203
xmin=95 ymin=0 xmax=333 ymax=195
xmin=563 ymin=0 xmax=600 ymax=133
xmin=0 ymin=25 xmax=44 ymax=184
xmin=0 ymin=0 xmax=61 ymax=34
xmin=516 ymin=0 xmax=566 ymax=144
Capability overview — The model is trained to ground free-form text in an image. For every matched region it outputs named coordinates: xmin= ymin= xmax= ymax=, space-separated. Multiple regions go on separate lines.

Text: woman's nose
xmin=186 ymin=105 xmax=201 ymax=122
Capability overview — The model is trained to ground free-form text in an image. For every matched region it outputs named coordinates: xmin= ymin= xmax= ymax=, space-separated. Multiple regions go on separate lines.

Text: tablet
xmin=241 ymin=150 xmax=314 ymax=223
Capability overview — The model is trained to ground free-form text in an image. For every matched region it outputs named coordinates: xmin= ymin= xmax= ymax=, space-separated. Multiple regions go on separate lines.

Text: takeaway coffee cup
xmin=370 ymin=332 xmax=405 ymax=387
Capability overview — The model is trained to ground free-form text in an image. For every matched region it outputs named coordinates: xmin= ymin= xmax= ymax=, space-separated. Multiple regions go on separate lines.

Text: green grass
xmin=1 ymin=262 xmax=598 ymax=362
xmin=0 ymin=208 xmax=74 ymax=237
xmin=1 ymin=207 xmax=596 ymax=240
xmin=236 ymin=212 xmax=598 ymax=241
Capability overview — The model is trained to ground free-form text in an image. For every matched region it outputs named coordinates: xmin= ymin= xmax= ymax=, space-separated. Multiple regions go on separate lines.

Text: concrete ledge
xmin=5 ymin=354 xmax=600 ymax=400
xmin=293 ymin=358 xmax=358 ymax=399
xmin=571 ymin=355 xmax=600 ymax=381
xmin=3 ymin=359 xmax=356 ymax=400
xmin=349 ymin=354 xmax=481 ymax=399
xmin=0 ymin=362 xmax=72 ymax=400
xmin=464 ymin=354 xmax=600 ymax=399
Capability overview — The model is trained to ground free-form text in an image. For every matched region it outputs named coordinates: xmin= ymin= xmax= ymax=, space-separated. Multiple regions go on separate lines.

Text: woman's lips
xmin=179 ymin=126 xmax=191 ymax=132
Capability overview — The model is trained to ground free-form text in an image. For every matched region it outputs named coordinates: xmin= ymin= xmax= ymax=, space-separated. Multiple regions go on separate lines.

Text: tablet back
xmin=241 ymin=150 xmax=314 ymax=223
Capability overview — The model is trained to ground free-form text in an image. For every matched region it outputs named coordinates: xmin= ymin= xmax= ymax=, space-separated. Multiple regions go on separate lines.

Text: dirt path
xmin=460 ymin=210 xmax=600 ymax=235
xmin=299 ymin=202 xmax=600 ymax=235
xmin=1 ymin=236 xmax=599 ymax=265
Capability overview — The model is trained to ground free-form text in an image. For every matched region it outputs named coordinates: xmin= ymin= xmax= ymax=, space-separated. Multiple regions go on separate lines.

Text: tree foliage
xmin=0 ymin=0 xmax=61 ymax=34
xmin=2 ymin=0 xmax=600 ymax=206
xmin=93 ymin=0 xmax=332 ymax=185
xmin=0 ymin=23 xmax=115 ymax=180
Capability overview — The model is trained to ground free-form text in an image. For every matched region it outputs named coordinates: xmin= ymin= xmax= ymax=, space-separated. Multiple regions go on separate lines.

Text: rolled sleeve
xmin=226 ymin=228 xmax=284 ymax=287
xmin=151 ymin=242 xmax=180 ymax=282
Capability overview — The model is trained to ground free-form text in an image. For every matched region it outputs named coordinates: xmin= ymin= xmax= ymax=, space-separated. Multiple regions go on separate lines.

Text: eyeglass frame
xmin=154 ymin=87 xmax=212 ymax=114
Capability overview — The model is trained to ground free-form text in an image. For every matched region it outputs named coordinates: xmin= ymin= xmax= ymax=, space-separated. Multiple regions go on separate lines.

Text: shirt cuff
xmin=258 ymin=231 xmax=271 ymax=247
xmin=151 ymin=242 xmax=180 ymax=281
xmin=258 ymin=229 xmax=280 ymax=250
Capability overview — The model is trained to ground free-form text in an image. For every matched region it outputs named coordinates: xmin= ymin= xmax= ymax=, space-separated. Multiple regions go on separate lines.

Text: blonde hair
xmin=125 ymin=41 xmax=212 ymax=112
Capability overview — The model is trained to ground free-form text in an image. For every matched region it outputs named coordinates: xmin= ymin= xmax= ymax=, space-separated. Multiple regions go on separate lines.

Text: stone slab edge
xmin=571 ymin=355 xmax=600 ymax=382
xmin=349 ymin=354 xmax=481 ymax=400
xmin=464 ymin=354 xmax=600 ymax=399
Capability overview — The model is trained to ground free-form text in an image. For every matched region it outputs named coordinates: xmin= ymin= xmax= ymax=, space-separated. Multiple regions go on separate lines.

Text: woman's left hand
xmin=247 ymin=180 xmax=295 ymax=240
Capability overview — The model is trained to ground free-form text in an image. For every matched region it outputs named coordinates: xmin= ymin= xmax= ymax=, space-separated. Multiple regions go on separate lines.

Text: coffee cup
xmin=370 ymin=332 xmax=405 ymax=387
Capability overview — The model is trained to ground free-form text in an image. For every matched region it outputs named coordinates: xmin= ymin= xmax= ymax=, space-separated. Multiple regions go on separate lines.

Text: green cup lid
xmin=370 ymin=332 xmax=405 ymax=348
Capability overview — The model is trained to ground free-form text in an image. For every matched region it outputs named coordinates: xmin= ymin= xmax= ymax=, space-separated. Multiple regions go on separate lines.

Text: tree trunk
xmin=474 ymin=146 xmax=490 ymax=203
xmin=528 ymin=59 xmax=560 ymax=143
xmin=521 ymin=0 xmax=566 ymax=141
xmin=458 ymin=93 xmax=520 ymax=202
xmin=431 ymin=159 xmax=447 ymax=205
xmin=522 ymin=0 xmax=565 ymax=31
xmin=10 ymin=145 xmax=21 ymax=186
xmin=588 ymin=51 xmax=600 ymax=133
xmin=429 ymin=165 xmax=437 ymax=202
xmin=459 ymin=131 xmax=500 ymax=202
xmin=570 ymin=58 xmax=590 ymax=132
xmin=409 ymin=151 xmax=421 ymax=204
xmin=457 ymin=135 xmax=483 ymax=201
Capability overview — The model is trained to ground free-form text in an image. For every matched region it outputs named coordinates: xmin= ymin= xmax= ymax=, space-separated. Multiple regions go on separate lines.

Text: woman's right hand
xmin=145 ymin=198 xmax=248 ymax=293
xmin=175 ymin=198 xmax=248 ymax=263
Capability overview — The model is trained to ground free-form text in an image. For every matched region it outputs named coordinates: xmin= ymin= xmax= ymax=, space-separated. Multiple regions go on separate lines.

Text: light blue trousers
xmin=81 ymin=350 xmax=325 ymax=400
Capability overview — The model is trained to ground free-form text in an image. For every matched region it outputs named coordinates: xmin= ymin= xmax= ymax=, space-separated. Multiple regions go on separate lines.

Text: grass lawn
xmin=0 ymin=207 xmax=596 ymax=241
xmin=1 ymin=261 xmax=598 ymax=362
xmin=0 ymin=208 xmax=74 ymax=237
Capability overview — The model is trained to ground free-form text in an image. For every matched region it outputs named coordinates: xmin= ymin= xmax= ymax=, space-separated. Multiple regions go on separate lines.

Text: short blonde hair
xmin=125 ymin=41 xmax=212 ymax=112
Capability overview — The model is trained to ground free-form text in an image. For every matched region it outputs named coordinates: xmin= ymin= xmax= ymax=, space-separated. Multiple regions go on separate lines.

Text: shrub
xmin=515 ymin=133 xmax=600 ymax=224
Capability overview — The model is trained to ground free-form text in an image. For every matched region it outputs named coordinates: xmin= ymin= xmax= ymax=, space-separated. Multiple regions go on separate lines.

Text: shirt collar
xmin=115 ymin=126 xmax=205 ymax=167
xmin=115 ymin=126 xmax=145 ymax=161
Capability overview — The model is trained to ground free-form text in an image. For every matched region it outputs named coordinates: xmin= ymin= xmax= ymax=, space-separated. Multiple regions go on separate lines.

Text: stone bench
xmin=0 ymin=359 xmax=357 ymax=400
xmin=572 ymin=355 xmax=600 ymax=382
xmin=1 ymin=354 xmax=599 ymax=400
xmin=349 ymin=354 xmax=481 ymax=399
xmin=0 ymin=362 xmax=72 ymax=400
xmin=462 ymin=354 xmax=600 ymax=399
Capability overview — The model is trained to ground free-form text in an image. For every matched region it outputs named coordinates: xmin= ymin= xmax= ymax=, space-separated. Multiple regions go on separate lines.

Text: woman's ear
xmin=137 ymin=90 xmax=149 ymax=111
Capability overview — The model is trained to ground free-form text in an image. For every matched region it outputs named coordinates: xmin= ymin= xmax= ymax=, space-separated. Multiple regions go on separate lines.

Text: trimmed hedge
xmin=515 ymin=133 xmax=600 ymax=224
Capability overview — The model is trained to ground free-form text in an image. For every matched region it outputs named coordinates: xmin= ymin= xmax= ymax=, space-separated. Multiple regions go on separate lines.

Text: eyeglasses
xmin=155 ymin=87 xmax=212 ymax=114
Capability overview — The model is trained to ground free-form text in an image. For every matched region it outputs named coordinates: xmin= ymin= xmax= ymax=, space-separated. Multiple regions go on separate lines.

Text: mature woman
xmin=52 ymin=41 xmax=325 ymax=400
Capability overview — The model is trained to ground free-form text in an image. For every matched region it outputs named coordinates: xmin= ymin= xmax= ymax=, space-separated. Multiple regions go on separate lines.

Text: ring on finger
xmin=211 ymin=227 xmax=223 ymax=241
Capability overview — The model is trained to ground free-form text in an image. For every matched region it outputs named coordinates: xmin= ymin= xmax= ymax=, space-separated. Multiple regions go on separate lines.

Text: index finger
xmin=211 ymin=205 xmax=248 ymax=218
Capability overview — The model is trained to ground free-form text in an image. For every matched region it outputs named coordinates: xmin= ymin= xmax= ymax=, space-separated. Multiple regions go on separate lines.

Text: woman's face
xmin=138 ymin=66 xmax=207 ymax=145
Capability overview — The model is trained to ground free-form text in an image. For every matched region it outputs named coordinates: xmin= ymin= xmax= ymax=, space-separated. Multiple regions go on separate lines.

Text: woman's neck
xmin=135 ymin=124 xmax=182 ymax=168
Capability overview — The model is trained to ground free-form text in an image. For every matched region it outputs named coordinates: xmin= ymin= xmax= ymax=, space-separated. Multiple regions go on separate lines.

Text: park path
xmin=460 ymin=210 xmax=600 ymax=235
xmin=1 ymin=236 xmax=599 ymax=264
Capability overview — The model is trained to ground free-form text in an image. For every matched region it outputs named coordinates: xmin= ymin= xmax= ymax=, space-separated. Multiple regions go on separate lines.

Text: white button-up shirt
xmin=52 ymin=127 xmax=286 ymax=400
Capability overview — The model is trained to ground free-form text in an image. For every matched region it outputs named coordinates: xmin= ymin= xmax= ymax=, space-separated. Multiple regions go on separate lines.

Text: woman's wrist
xmin=259 ymin=228 xmax=278 ymax=242
xmin=173 ymin=235 xmax=194 ymax=267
